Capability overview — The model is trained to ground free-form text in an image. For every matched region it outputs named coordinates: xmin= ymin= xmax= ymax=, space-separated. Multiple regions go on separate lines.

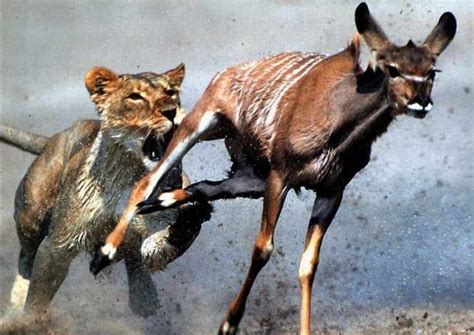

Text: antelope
xmin=92 ymin=3 xmax=456 ymax=334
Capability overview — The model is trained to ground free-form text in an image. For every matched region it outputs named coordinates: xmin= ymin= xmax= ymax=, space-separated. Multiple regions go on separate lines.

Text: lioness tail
xmin=0 ymin=125 xmax=48 ymax=155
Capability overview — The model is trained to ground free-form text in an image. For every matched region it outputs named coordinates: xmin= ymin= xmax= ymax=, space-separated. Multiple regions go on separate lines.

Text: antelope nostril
xmin=162 ymin=108 xmax=177 ymax=122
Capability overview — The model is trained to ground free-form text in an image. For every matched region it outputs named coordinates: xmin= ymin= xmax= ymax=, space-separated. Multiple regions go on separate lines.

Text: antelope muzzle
xmin=407 ymin=96 xmax=433 ymax=119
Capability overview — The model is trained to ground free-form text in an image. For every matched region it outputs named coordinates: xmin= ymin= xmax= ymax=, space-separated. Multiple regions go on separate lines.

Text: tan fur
xmin=11 ymin=65 xmax=208 ymax=317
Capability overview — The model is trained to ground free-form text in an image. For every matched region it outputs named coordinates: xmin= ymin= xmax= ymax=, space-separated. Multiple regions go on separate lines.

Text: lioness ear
xmin=163 ymin=63 xmax=185 ymax=88
xmin=85 ymin=67 xmax=119 ymax=96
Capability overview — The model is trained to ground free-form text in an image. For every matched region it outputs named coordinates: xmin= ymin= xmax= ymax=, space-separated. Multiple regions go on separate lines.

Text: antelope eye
xmin=165 ymin=89 xmax=177 ymax=97
xmin=127 ymin=93 xmax=145 ymax=101
xmin=387 ymin=65 xmax=401 ymax=78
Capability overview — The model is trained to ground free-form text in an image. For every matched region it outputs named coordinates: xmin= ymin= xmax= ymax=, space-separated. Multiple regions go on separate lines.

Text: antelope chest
xmin=291 ymin=149 xmax=341 ymax=189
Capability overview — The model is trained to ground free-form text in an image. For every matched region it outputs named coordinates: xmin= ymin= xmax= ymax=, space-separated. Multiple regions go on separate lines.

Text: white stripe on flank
xmin=237 ymin=53 xmax=300 ymax=122
xmin=251 ymin=54 xmax=304 ymax=117
xmin=251 ymin=53 xmax=300 ymax=91
xmin=247 ymin=54 xmax=299 ymax=100
xmin=259 ymin=55 xmax=324 ymax=147
xmin=235 ymin=53 xmax=301 ymax=126
xmin=243 ymin=54 xmax=303 ymax=127
xmin=265 ymin=55 xmax=323 ymax=128
xmin=246 ymin=53 xmax=294 ymax=89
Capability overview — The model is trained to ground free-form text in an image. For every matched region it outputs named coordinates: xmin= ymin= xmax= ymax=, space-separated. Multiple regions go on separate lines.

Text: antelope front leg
xmin=219 ymin=169 xmax=288 ymax=335
xmin=299 ymin=191 xmax=342 ymax=335
xmin=90 ymin=111 xmax=222 ymax=275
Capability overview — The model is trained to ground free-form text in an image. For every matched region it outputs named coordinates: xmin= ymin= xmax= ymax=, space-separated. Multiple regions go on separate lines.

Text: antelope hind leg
xmin=219 ymin=169 xmax=288 ymax=334
xmin=137 ymin=166 xmax=265 ymax=214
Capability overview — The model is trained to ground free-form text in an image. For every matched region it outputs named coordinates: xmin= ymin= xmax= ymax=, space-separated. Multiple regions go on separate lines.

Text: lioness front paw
xmin=89 ymin=245 xmax=115 ymax=275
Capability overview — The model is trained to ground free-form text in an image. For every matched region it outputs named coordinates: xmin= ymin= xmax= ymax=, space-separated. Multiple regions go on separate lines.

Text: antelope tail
xmin=0 ymin=125 xmax=48 ymax=155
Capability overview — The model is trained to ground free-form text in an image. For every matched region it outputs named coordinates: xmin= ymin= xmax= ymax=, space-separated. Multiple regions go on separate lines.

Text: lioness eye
xmin=387 ymin=65 xmax=401 ymax=78
xmin=127 ymin=93 xmax=144 ymax=100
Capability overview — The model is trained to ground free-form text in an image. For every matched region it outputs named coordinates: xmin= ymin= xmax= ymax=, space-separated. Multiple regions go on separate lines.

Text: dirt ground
xmin=2 ymin=306 xmax=473 ymax=334
xmin=1 ymin=1 xmax=473 ymax=334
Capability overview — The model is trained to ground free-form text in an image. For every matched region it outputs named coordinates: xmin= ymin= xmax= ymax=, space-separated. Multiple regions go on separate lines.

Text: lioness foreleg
xmin=124 ymin=243 xmax=159 ymax=318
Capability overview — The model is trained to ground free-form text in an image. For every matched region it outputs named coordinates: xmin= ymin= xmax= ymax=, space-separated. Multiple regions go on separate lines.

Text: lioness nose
xmin=162 ymin=108 xmax=177 ymax=122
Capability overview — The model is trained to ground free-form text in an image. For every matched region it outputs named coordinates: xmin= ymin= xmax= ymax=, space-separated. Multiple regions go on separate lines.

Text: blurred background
xmin=1 ymin=1 xmax=473 ymax=333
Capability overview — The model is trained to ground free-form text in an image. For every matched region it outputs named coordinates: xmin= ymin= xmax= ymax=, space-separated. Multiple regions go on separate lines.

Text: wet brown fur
xmin=9 ymin=65 xmax=212 ymax=317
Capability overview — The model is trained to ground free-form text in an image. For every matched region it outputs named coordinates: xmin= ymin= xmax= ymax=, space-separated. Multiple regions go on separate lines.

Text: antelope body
xmin=94 ymin=3 xmax=456 ymax=334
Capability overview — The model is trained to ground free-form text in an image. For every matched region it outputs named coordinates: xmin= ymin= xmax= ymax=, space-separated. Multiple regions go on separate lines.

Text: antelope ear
xmin=355 ymin=2 xmax=390 ymax=52
xmin=424 ymin=12 xmax=457 ymax=57
xmin=85 ymin=67 xmax=119 ymax=96
xmin=163 ymin=63 xmax=185 ymax=88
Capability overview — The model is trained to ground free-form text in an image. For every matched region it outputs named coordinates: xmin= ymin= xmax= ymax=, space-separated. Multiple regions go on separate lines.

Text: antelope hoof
xmin=218 ymin=320 xmax=238 ymax=335
xmin=89 ymin=246 xmax=114 ymax=275
xmin=136 ymin=189 xmax=190 ymax=214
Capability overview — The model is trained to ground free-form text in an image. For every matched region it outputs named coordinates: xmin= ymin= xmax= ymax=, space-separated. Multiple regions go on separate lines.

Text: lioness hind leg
xmin=8 ymin=272 xmax=30 ymax=311
xmin=8 ymin=246 xmax=37 ymax=312
xmin=14 ymin=130 xmax=78 ymax=277
xmin=14 ymin=176 xmax=53 ymax=280
xmin=13 ymin=190 xmax=52 ymax=311
xmin=24 ymin=237 xmax=77 ymax=313
xmin=14 ymin=121 xmax=99 ymax=278
xmin=11 ymin=177 xmax=52 ymax=311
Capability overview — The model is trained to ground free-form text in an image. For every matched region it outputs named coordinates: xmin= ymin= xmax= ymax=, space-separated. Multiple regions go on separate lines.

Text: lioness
xmin=2 ymin=65 xmax=211 ymax=317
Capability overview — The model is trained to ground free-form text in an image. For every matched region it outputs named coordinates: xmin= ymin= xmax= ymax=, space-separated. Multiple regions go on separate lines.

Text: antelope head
xmin=355 ymin=2 xmax=456 ymax=118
